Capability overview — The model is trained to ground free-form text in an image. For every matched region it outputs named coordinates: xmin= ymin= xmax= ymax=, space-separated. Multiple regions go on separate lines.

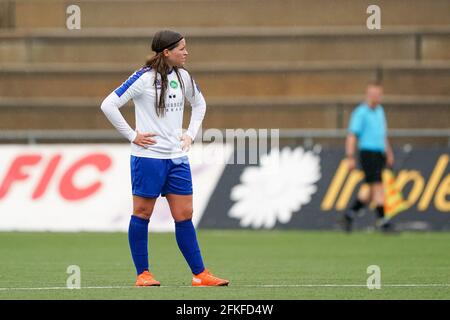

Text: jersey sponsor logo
xmin=170 ymin=80 xmax=178 ymax=89
xmin=155 ymin=79 xmax=162 ymax=89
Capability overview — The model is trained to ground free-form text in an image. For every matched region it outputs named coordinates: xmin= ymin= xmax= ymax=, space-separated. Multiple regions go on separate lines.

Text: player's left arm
xmin=383 ymin=107 xmax=394 ymax=168
xmin=181 ymin=71 xmax=206 ymax=151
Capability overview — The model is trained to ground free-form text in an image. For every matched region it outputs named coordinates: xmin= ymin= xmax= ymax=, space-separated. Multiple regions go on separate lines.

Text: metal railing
xmin=0 ymin=129 xmax=449 ymax=145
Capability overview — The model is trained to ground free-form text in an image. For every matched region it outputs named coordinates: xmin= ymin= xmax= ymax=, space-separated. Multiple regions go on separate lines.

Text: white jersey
xmin=101 ymin=67 xmax=206 ymax=159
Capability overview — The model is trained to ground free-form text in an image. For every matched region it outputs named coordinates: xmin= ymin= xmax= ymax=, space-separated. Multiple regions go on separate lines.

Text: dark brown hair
xmin=144 ymin=30 xmax=195 ymax=117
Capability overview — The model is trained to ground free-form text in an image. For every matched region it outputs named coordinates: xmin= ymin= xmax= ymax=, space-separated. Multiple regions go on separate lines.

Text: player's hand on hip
xmin=133 ymin=130 xmax=158 ymax=147
xmin=347 ymin=157 xmax=356 ymax=171
xmin=180 ymin=134 xmax=193 ymax=152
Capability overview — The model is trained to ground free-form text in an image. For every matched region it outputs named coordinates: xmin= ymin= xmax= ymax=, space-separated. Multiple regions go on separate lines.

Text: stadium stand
xmin=0 ymin=0 xmax=449 ymax=142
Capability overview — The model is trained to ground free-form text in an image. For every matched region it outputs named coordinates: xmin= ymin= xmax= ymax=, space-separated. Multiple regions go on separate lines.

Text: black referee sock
xmin=351 ymin=199 xmax=366 ymax=212
xmin=376 ymin=206 xmax=385 ymax=219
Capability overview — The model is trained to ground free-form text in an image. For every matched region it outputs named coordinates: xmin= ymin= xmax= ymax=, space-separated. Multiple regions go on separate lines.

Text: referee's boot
xmin=376 ymin=217 xmax=395 ymax=233
xmin=339 ymin=211 xmax=354 ymax=233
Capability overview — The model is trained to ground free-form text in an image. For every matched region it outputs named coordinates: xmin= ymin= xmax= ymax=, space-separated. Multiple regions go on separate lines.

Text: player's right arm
xmin=100 ymin=69 xmax=157 ymax=147
xmin=345 ymin=134 xmax=357 ymax=170
xmin=346 ymin=107 xmax=363 ymax=170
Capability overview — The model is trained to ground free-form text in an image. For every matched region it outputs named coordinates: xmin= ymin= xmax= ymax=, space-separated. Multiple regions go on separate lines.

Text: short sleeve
xmin=348 ymin=107 xmax=364 ymax=136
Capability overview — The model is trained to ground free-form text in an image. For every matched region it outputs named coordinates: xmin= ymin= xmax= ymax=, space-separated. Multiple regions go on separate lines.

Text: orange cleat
xmin=192 ymin=269 xmax=229 ymax=287
xmin=135 ymin=270 xmax=160 ymax=287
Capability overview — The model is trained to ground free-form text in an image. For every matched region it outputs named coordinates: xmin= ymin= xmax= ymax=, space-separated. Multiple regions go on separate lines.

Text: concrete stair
xmin=0 ymin=0 xmax=448 ymax=137
xmin=1 ymin=62 xmax=450 ymax=98
xmin=3 ymin=0 xmax=450 ymax=29
xmin=1 ymin=95 xmax=449 ymax=130
xmin=1 ymin=27 xmax=450 ymax=64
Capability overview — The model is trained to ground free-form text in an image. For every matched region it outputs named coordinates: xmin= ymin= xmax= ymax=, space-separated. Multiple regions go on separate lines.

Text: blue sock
xmin=175 ymin=219 xmax=205 ymax=275
xmin=128 ymin=215 xmax=150 ymax=275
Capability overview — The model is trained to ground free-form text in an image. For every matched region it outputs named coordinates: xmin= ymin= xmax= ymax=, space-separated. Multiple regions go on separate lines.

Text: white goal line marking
xmin=0 ymin=284 xmax=449 ymax=291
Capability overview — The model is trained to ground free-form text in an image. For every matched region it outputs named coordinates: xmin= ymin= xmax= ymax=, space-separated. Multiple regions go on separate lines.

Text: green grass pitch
xmin=0 ymin=230 xmax=449 ymax=299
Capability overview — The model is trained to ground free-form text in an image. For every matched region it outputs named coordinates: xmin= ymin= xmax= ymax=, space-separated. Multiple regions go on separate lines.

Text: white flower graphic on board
xmin=228 ymin=147 xmax=321 ymax=229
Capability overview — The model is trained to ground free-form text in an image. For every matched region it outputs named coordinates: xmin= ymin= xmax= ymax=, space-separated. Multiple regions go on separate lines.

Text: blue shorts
xmin=130 ymin=155 xmax=193 ymax=198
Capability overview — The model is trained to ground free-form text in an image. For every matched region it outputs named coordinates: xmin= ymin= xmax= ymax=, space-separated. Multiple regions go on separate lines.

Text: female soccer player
xmin=101 ymin=30 xmax=229 ymax=287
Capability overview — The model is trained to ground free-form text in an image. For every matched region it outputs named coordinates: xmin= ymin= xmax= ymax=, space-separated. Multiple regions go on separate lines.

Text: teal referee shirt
xmin=348 ymin=103 xmax=387 ymax=152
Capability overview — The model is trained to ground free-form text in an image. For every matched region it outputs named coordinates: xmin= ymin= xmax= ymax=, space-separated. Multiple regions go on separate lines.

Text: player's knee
xmin=174 ymin=207 xmax=193 ymax=221
xmin=182 ymin=207 xmax=193 ymax=220
xmin=372 ymin=186 xmax=384 ymax=205
xmin=133 ymin=205 xmax=153 ymax=219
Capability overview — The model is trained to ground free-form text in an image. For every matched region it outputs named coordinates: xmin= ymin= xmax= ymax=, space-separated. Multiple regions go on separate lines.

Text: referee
xmin=341 ymin=81 xmax=395 ymax=232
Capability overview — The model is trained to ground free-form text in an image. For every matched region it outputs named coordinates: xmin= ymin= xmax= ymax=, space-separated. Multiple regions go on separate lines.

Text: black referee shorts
xmin=359 ymin=150 xmax=386 ymax=183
